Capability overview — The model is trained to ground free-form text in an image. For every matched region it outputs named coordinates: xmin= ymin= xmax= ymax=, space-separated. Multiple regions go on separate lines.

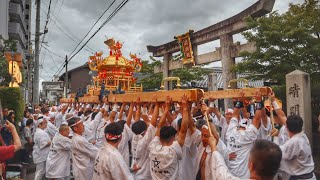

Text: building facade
xmin=0 ymin=0 xmax=32 ymax=104
xmin=59 ymin=63 xmax=92 ymax=94
xmin=41 ymin=81 xmax=64 ymax=105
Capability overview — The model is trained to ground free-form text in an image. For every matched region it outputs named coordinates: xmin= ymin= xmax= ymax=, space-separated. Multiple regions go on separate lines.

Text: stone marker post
xmin=286 ymin=70 xmax=312 ymax=145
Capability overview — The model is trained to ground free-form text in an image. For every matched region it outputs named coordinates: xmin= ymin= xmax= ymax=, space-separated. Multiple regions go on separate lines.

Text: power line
xmin=67 ymin=0 xmax=130 ymax=64
xmin=68 ymin=0 xmax=116 ymax=58
xmin=52 ymin=0 xmax=130 ymax=79
xmin=39 ymin=7 xmax=95 ymax=53
xmin=42 ymin=46 xmax=65 ymax=59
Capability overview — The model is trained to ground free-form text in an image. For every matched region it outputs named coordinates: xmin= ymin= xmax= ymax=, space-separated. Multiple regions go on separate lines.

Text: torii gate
xmin=147 ymin=0 xmax=275 ymax=109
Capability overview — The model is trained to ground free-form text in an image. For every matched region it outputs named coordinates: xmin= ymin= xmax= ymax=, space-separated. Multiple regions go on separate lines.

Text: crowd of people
xmin=0 ymin=91 xmax=317 ymax=180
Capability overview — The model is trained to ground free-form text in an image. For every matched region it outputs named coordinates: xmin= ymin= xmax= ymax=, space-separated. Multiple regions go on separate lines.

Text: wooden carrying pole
xmin=108 ymin=89 xmax=204 ymax=103
xmin=60 ymin=87 xmax=273 ymax=103
xmin=204 ymin=87 xmax=272 ymax=99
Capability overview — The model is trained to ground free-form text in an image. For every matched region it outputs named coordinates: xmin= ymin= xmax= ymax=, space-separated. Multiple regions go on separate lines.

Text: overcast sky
xmin=32 ymin=0 xmax=304 ymax=82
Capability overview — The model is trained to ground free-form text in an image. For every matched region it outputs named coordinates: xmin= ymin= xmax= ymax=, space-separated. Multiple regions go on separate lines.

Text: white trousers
xmin=34 ymin=161 xmax=46 ymax=180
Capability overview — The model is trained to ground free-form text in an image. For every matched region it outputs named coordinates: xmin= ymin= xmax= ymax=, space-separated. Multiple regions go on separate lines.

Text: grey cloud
xmin=36 ymin=0 xmax=304 ymax=80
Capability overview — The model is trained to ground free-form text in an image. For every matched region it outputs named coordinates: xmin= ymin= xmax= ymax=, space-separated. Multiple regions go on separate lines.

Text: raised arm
xmin=261 ymin=104 xmax=269 ymax=128
xmin=141 ymin=103 xmax=150 ymax=123
xmin=134 ymin=99 xmax=142 ymax=122
xmin=6 ymin=121 xmax=22 ymax=152
xmin=150 ymin=101 xmax=159 ymax=127
xmin=118 ymin=102 xmax=126 ymax=121
xmin=109 ymin=103 xmax=118 ymax=123
xmin=252 ymin=91 xmax=262 ymax=129
xmin=269 ymin=92 xmax=287 ymax=126
xmin=177 ymin=95 xmax=189 ymax=147
xmin=126 ymin=102 xmax=134 ymax=127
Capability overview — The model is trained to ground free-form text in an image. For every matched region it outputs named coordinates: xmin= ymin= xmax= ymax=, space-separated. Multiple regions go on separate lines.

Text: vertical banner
xmin=174 ymin=30 xmax=195 ymax=65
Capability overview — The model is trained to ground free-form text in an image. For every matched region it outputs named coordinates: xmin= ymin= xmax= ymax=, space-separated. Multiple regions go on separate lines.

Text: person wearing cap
xmin=148 ymin=95 xmax=189 ymax=180
xmin=46 ymin=124 xmax=72 ymax=180
xmin=68 ymin=117 xmax=99 ymax=180
xmin=92 ymin=122 xmax=134 ymax=180
xmin=33 ymin=116 xmax=51 ymax=180
xmin=225 ymin=92 xmax=262 ymax=178
xmin=208 ymin=98 xmax=233 ymax=145
xmin=131 ymin=101 xmax=158 ymax=180
xmin=45 ymin=112 xmax=58 ymax=139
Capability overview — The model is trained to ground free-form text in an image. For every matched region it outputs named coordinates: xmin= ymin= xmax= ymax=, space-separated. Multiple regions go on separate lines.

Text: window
xmin=25 ymin=15 xmax=29 ymax=20
xmin=26 ymin=4 xmax=30 ymax=9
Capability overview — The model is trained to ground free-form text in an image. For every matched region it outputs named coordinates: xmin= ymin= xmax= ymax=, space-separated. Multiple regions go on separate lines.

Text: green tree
xmin=140 ymin=57 xmax=163 ymax=91
xmin=235 ymin=0 xmax=320 ymax=84
xmin=0 ymin=36 xmax=17 ymax=86
xmin=140 ymin=56 xmax=211 ymax=90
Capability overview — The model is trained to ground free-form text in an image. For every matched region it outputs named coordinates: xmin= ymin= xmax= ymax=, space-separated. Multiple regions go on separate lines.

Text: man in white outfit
xmin=68 ymin=117 xmax=99 ymax=180
xmin=278 ymin=115 xmax=316 ymax=180
xmin=45 ymin=112 xmax=58 ymax=139
xmin=92 ymin=122 xmax=134 ymax=180
xmin=46 ymin=124 xmax=72 ymax=180
xmin=149 ymin=95 xmax=189 ymax=180
xmin=33 ymin=117 xmax=51 ymax=180
xmin=225 ymin=93 xmax=262 ymax=178
xmin=131 ymin=102 xmax=158 ymax=180
xmin=209 ymin=137 xmax=282 ymax=180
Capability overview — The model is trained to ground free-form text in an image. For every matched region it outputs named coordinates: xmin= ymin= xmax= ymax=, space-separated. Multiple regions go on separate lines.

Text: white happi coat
xmin=213 ymin=151 xmax=243 ymax=180
xmin=92 ymin=143 xmax=134 ymax=180
xmin=149 ymin=137 xmax=182 ymax=180
xmin=33 ymin=128 xmax=51 ymax=163
xmin=257 ymin=117 xmax=272 ymax=141
xmin=278 ymin=125 xmax=289 ymax=146
xmin=45 ymin=121 xmax=58 ymax=139
xmin=118 ymin=123 xmax=133 ymax=166
xmin=179 ymin=129 xmax=201 ymax=180
xmin=212 ymin=114 xmax=229 ymax=145
xmin=54 ymin=112 xmax=63 ymax=128
xmin=71 ymin=133 xmax=99 ymax=180
xmin=46 ymin=133 xmax=72 ymax=178
xmin=95 ymin=118 xmax=110 ymax=148
xmin=279 ymin=132 xmax=316 ymax=179
xmin=193 ymin=139 xmax=228 ymax=180
xmin=131 ymin=124 xmax=156 ymax=180
xmin=226 ymin=117 xmax=259 ymax=178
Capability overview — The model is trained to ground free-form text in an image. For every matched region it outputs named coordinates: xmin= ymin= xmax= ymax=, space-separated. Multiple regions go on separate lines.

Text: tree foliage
xmin=140 ymin=56 xmax=211 ymax=91
xmin=235 ymin=0 xmax=320 ymax=84
xmin=0 ymin=36 xmax=17 ymax=86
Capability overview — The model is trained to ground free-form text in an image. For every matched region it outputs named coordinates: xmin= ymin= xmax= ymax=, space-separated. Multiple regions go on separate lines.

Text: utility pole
xmin=33 ymin=0 xmax=41 ymax=107
xmin=65 ymin=56 xmax=68 ymax=98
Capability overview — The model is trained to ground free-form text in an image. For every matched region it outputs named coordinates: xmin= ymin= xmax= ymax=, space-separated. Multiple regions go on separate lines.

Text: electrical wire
xmin=67 ymin=0 xmax=116 ymax=58
xmin=51 ymin=0 xmax=130 ymax=79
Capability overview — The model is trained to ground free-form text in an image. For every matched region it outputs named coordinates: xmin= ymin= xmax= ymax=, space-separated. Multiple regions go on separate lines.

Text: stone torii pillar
xmin=220 ymin=34 xmax=236 ymax=109
xmin=163 ymin=53 xmax=172 ymax=90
